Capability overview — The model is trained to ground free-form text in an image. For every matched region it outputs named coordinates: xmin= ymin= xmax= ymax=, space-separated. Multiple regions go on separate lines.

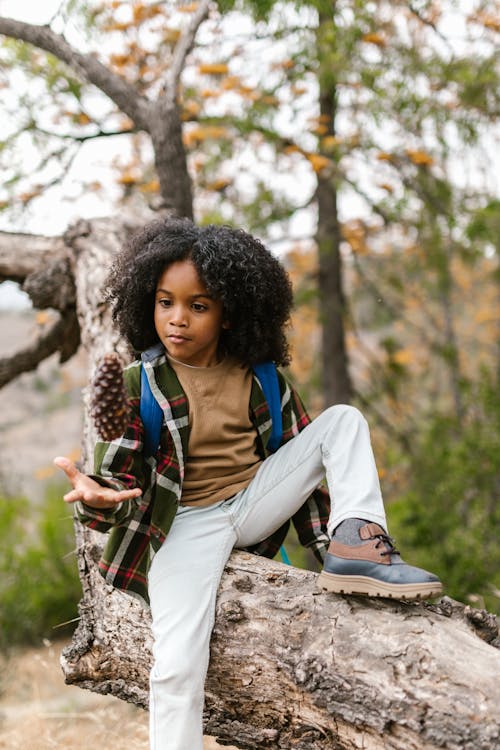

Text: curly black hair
xmin=105 ymin=217 xmax=294 ymax=366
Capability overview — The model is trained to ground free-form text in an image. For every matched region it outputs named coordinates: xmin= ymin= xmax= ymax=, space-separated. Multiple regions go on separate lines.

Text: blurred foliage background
xmin=0 ymin=483 xmax=81 ymax=650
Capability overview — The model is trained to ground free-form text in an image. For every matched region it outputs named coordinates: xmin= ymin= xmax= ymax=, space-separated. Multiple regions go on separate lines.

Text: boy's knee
xmin=324 ymin=403 xmax=366 ymax=426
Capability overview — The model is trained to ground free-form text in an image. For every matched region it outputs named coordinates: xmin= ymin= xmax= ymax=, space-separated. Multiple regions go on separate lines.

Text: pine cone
xmin=90 ymin=353 xmax=130 ymax=441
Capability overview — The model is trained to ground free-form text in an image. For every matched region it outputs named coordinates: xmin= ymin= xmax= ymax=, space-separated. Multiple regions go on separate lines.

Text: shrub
xmin=389 ymin=373 xmax=500 ymax=614
xmin=0 ymin=483 xmax=81 ymax=650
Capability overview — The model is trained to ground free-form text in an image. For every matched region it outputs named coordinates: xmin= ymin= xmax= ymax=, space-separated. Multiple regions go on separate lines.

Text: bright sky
xmin=0 ymin=0 xmax=60 ymax=23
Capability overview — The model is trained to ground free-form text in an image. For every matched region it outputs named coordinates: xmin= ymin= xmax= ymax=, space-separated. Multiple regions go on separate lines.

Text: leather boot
xmin=317 ymin=522 xmax=443 ymax=600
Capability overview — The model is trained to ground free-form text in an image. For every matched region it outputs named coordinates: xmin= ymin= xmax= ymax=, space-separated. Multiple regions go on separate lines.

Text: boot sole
xmin=317 ymin=571 xmax=443 ymax=601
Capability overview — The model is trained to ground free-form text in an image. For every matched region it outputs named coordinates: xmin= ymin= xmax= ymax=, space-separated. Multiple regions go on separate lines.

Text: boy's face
xmin=154 ymin=260 xmax=227 ymax=367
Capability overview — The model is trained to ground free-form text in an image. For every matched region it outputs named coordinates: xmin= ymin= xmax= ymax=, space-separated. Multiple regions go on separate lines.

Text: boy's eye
xmin=192 ymin=302 xmax=208 ymax=312
xmin=158 ymin=298 xmax=172 ymax=308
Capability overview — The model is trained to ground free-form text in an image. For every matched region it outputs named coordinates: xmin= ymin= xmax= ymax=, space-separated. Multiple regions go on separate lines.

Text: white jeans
xmin=147 ymin=405 xmax=386 ymax=750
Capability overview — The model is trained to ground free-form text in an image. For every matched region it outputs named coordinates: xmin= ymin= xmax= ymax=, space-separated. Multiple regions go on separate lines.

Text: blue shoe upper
xmin=323 ymin=552 xmax=441 ymax=584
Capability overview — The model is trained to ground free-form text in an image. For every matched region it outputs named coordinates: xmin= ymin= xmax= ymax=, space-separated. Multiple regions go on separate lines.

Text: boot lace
xmin=374 ymin=532 xmax=399 ymax=557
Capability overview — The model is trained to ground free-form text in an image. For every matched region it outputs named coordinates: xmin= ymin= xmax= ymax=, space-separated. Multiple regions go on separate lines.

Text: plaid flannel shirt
xmin=76 ymin=346 xmax=331 ymax=606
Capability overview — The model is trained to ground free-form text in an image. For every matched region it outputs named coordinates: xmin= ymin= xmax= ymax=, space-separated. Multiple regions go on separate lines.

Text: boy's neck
xmin=166 ymin=352 xmax=226 ymax=370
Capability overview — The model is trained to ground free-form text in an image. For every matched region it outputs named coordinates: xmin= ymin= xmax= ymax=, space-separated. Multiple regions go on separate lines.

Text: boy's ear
xmin=222 ymin=320 xmax=231 ymax=330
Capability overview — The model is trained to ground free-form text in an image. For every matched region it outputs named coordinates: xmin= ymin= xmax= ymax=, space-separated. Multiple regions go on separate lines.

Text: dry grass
xmin=0 ymin=640 xmax=235 ymax=749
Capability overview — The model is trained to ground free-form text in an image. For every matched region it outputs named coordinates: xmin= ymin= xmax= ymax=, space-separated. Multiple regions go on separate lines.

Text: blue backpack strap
xmin=253 ymin=362 xmax=290 ymax=565
xmin=140 ymin=353 xmax=164 ymax=459
xmin=253 ymin=361 xmax=283 ymax=453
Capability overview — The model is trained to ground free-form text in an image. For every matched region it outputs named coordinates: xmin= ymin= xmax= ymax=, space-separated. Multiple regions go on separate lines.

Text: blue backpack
xmin=140 ymin=356 xmax=290 ymax=565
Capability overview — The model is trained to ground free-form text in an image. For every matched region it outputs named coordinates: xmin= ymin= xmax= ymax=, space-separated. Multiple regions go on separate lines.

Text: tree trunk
xmin=1 ymin=218 xmax=499 ymax=750
xmin=150 ymin=101 xmax=194 ymax=220
xmin=314 ymin=14 xmax=352 ymax=408
xmin=61 ymin=539 xmax=500 ymax=750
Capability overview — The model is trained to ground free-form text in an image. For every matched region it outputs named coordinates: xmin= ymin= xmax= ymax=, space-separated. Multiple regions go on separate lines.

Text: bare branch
xmin=0 ymin=17 xmax=151 ymax=130
xmin=0 ymin=230 xmax=66 ymax=283
xmin=408 ymin=3 xmax=453 ymax=50
xmin=0 ymin=308 xmax=79 ymax=388
xmin=32 ymin=125 xmax=136 ymax=142
xmin=163 ymin=0 xmax=212 ymax=102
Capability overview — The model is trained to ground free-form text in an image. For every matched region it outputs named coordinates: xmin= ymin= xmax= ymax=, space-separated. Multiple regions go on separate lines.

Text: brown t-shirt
xmin=167 ymin=356 xmax=263 ymax=506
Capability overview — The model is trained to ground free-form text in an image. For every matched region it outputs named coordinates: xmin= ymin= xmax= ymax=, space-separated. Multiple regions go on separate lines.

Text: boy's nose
xmin=169 ymin=307 xmax=188 ymax=327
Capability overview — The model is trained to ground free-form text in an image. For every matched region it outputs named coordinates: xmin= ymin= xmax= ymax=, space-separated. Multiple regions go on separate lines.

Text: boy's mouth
xmin=168 ymin=334 xmax=190 ymax=344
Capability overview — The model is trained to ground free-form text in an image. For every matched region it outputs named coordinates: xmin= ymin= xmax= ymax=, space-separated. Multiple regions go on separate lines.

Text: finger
xmin=63 ymin=489 xmax=84 ymax=504
xmin=54 ymin=456 xmax=80 ymax=481
xmin=113 ymin=488 xmax=142 ymax=502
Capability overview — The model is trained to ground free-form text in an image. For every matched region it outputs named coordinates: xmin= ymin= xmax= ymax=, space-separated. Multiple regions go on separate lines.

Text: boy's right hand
xmin=53 ymin=456 xmax=142 ymax=509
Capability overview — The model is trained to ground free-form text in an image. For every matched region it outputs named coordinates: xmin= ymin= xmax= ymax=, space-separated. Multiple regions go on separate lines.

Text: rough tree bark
xmin=1 ymin=218 xmax=499 ymax=750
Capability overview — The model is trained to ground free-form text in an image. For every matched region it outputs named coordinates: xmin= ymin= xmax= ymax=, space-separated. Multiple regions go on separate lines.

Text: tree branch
xmin=0 ymin=17 xmax=151 ymax=130
xmin=0 ymin=308 xmax=79 ymax=387
xmin=407 ymin=3 xmax=453 ymax=49
xmin=62 ymin=547 xmax=500 ymax=749
xmin=0 ymin=230 xmax=66 ymax=283
xmin=163 ymin=0 xmax=212 ymax=102
xmin=32 ymin=125 xmax=136 ymax=142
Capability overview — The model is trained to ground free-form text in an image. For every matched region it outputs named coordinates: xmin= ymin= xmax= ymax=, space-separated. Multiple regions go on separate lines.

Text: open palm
xmin=54 ymin=456 xmax=142 ymax=509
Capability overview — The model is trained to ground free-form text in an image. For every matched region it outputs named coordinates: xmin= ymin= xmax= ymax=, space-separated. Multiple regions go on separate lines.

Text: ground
xmin=0 ymin=639 xmax=236 ymax=749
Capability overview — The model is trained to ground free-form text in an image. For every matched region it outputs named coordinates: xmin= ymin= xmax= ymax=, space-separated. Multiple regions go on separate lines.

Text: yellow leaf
xmin=118 ymin=116 xmax=134 ymax=131
xmin=221 ymin=75 xmax=242 ymax=90
xmin=163 ymin=28 xmax=181 ymax=43
xmin=181 ymin=100 xmax=201 ymax=120
xmin=36 ymin=311 xmax=50 ymax=326
xmin=110 ymin=53 xmax=130 ymax=67
xmin=178 ymin=3 xmax=200 ymax=11
xmin=341 ymin=221 xmax=369 ymax=254
xmin=201 ymin=89 xmax=220 ymax=98
xmin=117 ymin=172 xmax=139 ymax=185
xmin=206 ymin=178 xmax=231 ymax=191
xmin=378 ymin=182 xmax=394 ymax=192
xmin=103 ymin=21 xmax=131 ymax=32
xmin=133 ymin=3 xmax=162 ymax=22
xmin=321 ymin=135 xmax=342 ymax=151
xmin=311 ymin=124 xmax=329 ymax=135
xmin=274 ymin=59 xmax=295 ymax=70
xmin=77 ymin=112 xmax=92 ymax=125
xmin=468 ymin=12 xmax=500 ymax=32
xmin=19 ymin=189 xmax=42 ymax=203
xmin=140 ymin=179 xmax=160 ymax=193
xmin=362 ymin=32 xmax=387 ymax=47
xmin=406 ymin=149 xmax=434 ymax=166
xmin=306 ymin=153 xmax=333 ymax=174
xmin=392 ymin=348 xmax=414 ymax=366
xmin=259 ymin=95 xmax=280 ymax=106
xmin=376 ymin=151 xmax=394 ymax=161
xmin=291 ymin=85 xmax=307 ymax=96
xmin=474 ymin=309 xmax=498 ymax=324
xmin=198 ymin=63 xmax=229 ymax=75
xmin=283 ymin=144 xmax=301 ymax=155
xmin=239 ymin=88 xmax=260 ymax=101
xmin=183 ymin=125 xmax=229 ymax=147
xmin=482 ymin=15 xmax=500 ymax=31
